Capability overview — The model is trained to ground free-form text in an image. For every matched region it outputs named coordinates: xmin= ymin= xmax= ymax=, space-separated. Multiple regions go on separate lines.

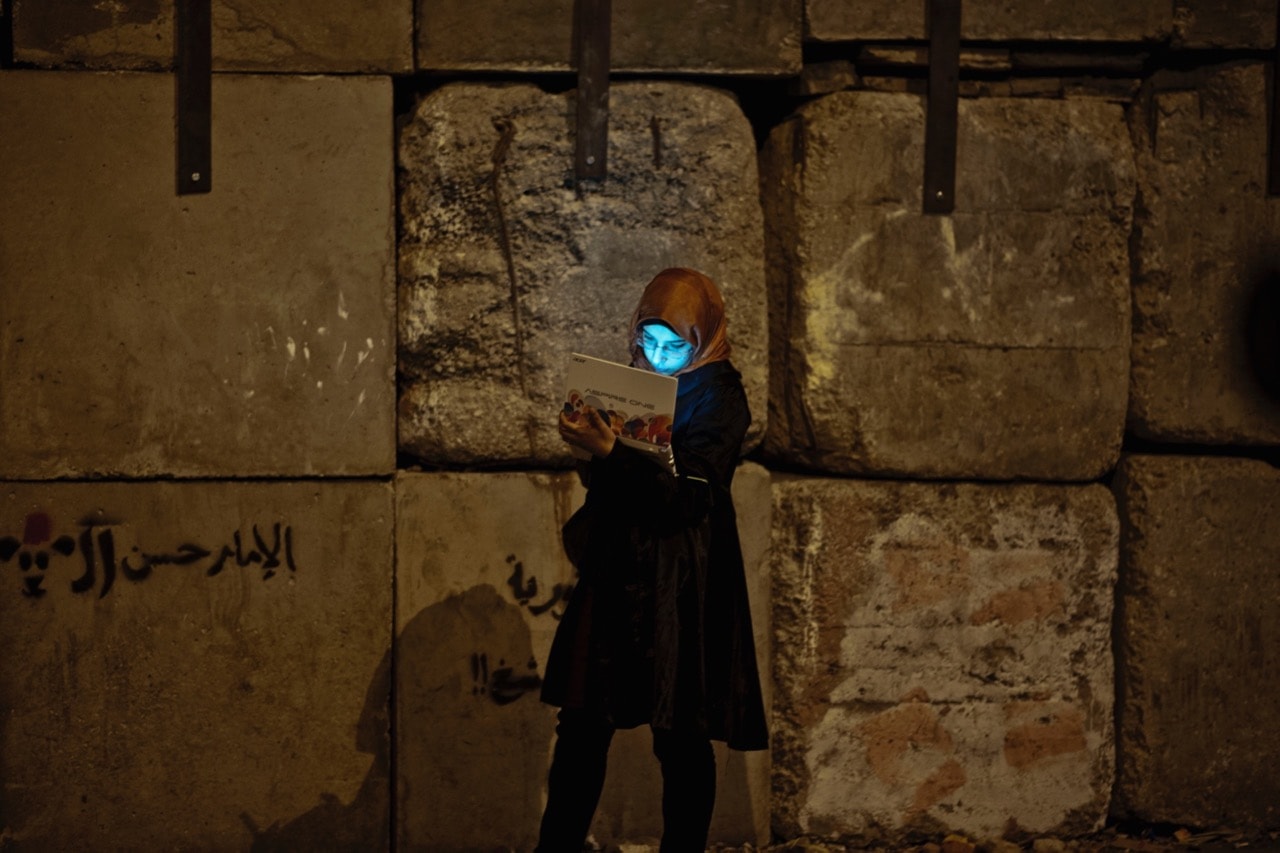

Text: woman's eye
xmin=641 ymin=335 xmax=690 ymax=356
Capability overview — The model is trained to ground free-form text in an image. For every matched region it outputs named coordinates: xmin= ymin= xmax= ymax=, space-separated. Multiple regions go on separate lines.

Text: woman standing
xmin=537 ymin=268 xmax=768 ymax=852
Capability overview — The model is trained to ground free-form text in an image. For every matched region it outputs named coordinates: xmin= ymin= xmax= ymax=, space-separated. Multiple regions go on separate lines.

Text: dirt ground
xmin=706 ymin=827 xmax=1280 ymax=853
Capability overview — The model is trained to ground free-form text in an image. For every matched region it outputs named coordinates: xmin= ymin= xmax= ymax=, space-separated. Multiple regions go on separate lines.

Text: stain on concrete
xmin=859 ymin=703 xmax=956 ymax=787
xmin=1003 ymin=702 xmax=1087 ymax=770
xmin=885 ymin=541 xmax=971 ymax=613
xmin=908 ymin=758 xmax=967 ymax=818
xmin=14 ymin=0 xmax=163 ymax=48
xmin=970 ymin=580 xmax=1066 ymax=627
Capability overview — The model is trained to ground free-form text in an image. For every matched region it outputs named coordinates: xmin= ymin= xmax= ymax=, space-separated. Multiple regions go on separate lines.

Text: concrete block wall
xmin=1113 ymin=455 xmax=1280 ymax=832
xmin=771 ymin=479 xmax=1117 ymax=840
xmin=2 ymin=8 xmax=403 ymax=845
xmin=394 ymin=465 xmax=773 ymax=849
xmin=806 ymin=0 xmax=1173 ymax=42
xmin=11 ymin=0 xmax=414 ymax=72
xmin=1129 ymin=62 xmax=1280 ymax=444
xmin=397 ymin=81 xmax=768 ymax=465
xmin=0 ymin=481 xmax=394 ymax=849
xmin=0 ymin=71 xmax=396 ymax=479
xmin=3 ymin=1 xmax=1279 ymax=849
xmin=417 ymin=0 xmax=802 ymax=74
xmin=804 ymin=0 xmax=1274 ymax=47
xmin=760 ymin=91 xmax=1133 ymax=480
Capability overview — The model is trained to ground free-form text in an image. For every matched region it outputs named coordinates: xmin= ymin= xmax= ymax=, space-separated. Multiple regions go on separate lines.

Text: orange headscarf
xmin=628 ymin=268 xmax=732 ymax=376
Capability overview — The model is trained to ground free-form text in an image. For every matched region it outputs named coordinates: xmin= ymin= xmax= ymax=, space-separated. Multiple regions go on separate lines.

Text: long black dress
xmin=541 ymin=359 xmax=768 ymax=751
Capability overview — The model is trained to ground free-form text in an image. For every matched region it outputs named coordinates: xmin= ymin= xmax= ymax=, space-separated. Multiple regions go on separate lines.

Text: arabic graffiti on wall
xmin=0 ymin=511 xmax=298 ymax=600
xmin=470 ymin=650 xmax=542 ymax=705
xmin=454 ymin=553 xmax=579 ymax=706
xmin=503 ymin=553 xmax=572 ymax=620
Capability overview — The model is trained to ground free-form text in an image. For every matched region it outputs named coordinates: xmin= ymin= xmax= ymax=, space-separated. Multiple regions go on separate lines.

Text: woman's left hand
xmin=559 ymin=407 xmax=617 ymax=458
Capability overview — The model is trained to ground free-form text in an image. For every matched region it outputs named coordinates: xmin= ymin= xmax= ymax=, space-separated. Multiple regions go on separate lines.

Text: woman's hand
xmin=559 ymin=407 xmax=617 ymax=458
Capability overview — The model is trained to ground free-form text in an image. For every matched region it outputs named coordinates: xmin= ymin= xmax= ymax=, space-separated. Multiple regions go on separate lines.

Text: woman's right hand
xmin=559 ymin=406 xmax=617 ymax=458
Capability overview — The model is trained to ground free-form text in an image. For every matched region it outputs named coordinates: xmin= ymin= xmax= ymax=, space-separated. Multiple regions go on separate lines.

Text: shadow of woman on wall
xmin=243 ymin=583 xmax=555 ymax=852
xmin=240 ymin=626 xmax=392 ymax=851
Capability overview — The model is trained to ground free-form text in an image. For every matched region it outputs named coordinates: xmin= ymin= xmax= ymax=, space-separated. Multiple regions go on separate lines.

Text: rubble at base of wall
xmin=705 ymin=824 xmax=1280 ymax=852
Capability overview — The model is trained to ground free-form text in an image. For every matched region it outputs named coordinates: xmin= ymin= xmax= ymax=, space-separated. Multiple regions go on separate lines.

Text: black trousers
xmin=535 ymin=709 xmax=717 ymax=853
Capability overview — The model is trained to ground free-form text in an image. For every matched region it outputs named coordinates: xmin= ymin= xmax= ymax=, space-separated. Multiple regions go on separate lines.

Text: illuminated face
xmin=639 ymin=322 xmax=694 ymax=375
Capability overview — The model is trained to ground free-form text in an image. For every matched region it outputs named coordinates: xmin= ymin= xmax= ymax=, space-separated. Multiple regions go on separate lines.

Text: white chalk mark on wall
xmin=349 ymin=389 xmax=367 ymax=420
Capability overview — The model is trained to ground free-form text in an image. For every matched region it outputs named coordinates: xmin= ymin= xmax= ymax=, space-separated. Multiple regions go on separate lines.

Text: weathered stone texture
xmin=807 ymin=0 xmax=1172 ymax=41
xmin=12 ymin=0 xmax=412 ymax=71
xmin=772 ymin=477 xmax=1117 ymax=841
xmin=1129 ymin=63 xmax=1280 ymax=444
xmin=1113 ymin=454 xmax=1280 ymax=831
xmin=398 ymin=82 xmax=767 ymax=467
xmin=419 ymin=0 xmax=801 ymax=74
xmin=1173 ymin=0 xmax=1277 ymax=48
xmin=0 ymin=72 xmax=395 ymax=478
xmin=0 ymin=480 xmax=393 ymax=850
xmin=394 ymin=464 xmax=772 ymax=848
xmin=762 ymin=92 xmax=1133 ymax=479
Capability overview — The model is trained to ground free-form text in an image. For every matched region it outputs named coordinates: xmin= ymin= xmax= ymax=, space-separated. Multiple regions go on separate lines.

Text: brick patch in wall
xmin=771 ymin=477 xmax=1117 ymax=841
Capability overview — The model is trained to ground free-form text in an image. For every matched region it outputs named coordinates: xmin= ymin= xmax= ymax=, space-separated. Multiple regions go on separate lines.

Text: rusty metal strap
xmin=574 ymin=0 xmax=611 ymax=182
xmin=1 ymin=0 xmax=14 ymax=68
xmin=923 ymin=0 xmax=961 ymax=214
xmin=176 ymin=0 xmax=212 ymax=195
xmin=1270 ymin=0 xmax=1280 ymax=196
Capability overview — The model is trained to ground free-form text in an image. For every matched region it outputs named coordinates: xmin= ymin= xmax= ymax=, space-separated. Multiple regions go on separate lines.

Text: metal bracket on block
xmin=923 ymin=0 xmax=961 ymax=214
xmin=176 ymin=0 xmax=212 ymax=195
xmin=574 ymin=0 xmax=611 ymax=182
xmin=1 ymin=0 xmax=14 ymax=68
xmin=1269 ymin=0 xmax=1280 ymax=196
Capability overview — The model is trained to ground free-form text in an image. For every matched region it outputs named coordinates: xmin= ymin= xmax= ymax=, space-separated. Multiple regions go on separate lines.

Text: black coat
xmin=541 ymin=360 xmax=768 ymax=751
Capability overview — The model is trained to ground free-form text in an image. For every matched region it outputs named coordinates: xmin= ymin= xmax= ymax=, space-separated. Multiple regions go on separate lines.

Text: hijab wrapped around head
xmin=628 ymin=268 xmax=731 ymax=376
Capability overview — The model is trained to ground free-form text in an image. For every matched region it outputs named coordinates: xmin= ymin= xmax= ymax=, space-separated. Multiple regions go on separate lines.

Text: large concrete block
xmin=398 ymin=82 xmax=767 ymax=467
xmin=1129 ymin=63 xmax=1280 ymax=444
xmin=0 ymin=71 xmax=396 ymax=478
xmin=12 ymin=0 xmax=412 ymax=72
xmin=1173 ymin=0 xmax=1276 ymax=49
xmin=806 ymin=0 xmax=1172 ymax=41
xmin=1113 ymin=454 xmax=1280 ymax=831
xmin=418 ymin=0 xmax=800 ymax=74
xmin=0 ymin=480 xmax=393 ymax=849
xmin=394 ymin=463 xmax=772 ymax=849
xmin=771 ymin=477 xmax=1117 ymax=841
xmin=762 ymin=92 xmax=1133 ymax=480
